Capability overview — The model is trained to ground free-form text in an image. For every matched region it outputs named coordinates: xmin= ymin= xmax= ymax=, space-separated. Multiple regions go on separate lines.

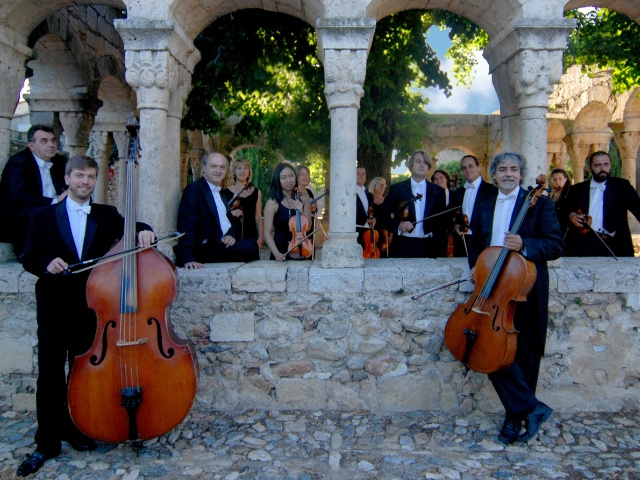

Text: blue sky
xmin=420 ymin=27 xmax=500 ymax=114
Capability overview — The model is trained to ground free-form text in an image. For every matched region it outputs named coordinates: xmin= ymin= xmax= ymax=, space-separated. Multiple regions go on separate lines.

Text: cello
xmin=67 ymin=119 xmax=199 ymax=443
xmin=443 ymin=175 xmax=547 ymax=375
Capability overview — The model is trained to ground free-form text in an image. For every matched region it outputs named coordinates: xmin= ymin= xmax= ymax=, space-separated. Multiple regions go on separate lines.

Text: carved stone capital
xmin=125 ymin=50 xmax=179 ymax=110
xmin=317 ymin=18 xmax=375 ymax=111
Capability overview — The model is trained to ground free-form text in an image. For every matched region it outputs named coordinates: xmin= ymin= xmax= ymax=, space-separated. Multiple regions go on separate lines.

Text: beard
xmin=593 ymin=170 xmax=610 ymax=183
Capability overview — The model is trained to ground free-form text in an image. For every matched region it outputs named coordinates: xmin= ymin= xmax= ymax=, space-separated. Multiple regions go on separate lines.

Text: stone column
xmin=115 ymin=18 xmax=200 ymax=240
xmin=89 ymin=130 xmax=112 ymax=203
xmin=59 ymin=111 xmax=97 ymax=157
xmin=112 ymin=131 xmax=128 ymax=214
xmin=611 ymin=122 xmax=640 ymax=189
xmin=564 ymin=133 xmax=591 ymax=183
xmin=316 ymin=18 xmax=376 ymax=268
xmin=0 ymin=41 xmax=30 ymax=170
xmin=485 ymin=19 xmax=574 ymax=187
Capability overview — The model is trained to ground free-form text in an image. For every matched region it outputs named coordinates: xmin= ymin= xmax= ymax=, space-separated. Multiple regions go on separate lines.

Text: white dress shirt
xmin=462 ymin=176 xmax=483 ymax=224
xmin=403 ymin=179 xmax=429 ymax=238
xmin=66 ymin=198 xmax=91 ymax=258
xmin=490 ymin=188 xmax=519 ymax=247
xmin=356 ymin=185 xmax=369 ymax=214
xmin=206 ymin=180 xmax=232 ymax=236
xmin=589 ymin=179 xmax=606 ymax=233
xmin=34 ymin=155 xmax=56 ymax=200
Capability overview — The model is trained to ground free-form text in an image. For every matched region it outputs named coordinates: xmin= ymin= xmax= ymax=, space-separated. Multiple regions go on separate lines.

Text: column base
xmin=320 ymin=232 xmax=363 ymax=268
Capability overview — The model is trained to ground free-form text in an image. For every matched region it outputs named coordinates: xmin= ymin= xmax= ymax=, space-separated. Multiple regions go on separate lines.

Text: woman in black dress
xmin=223 ymin=158 xmax=263 ymax=248
xmin=263 ymin=163 xmax=311 ymax=261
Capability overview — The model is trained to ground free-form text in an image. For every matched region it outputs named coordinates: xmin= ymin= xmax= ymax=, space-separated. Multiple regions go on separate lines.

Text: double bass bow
xmin=442 ymin=175 xmax=548 ymax=375
xmin=67 ymin=119 xmax=199 ymax=443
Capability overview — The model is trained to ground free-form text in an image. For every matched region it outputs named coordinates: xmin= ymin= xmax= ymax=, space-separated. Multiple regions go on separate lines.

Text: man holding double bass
xmin=467 ymin=152 xmax=563 ymax=445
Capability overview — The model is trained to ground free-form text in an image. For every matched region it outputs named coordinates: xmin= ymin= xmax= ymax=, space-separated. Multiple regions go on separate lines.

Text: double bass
xmin=443 ymin=176 xmax=547 ymax=374
xmin=67 ymin=119 xmax=199 ymax=443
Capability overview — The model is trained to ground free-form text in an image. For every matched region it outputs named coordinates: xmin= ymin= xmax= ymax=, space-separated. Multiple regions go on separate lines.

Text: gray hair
xmin=488 ymin=152 xmax=527 ymax=185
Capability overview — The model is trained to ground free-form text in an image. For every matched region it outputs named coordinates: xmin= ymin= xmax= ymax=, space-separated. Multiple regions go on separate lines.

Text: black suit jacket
xmin=174 ymin=177 xmax=238 ymax=266
xmin=381 ymin=178 xmax=448 ymax=256
xmin=0 ymin=148 xmax=66 ymax=244
xmin=563 ymin=177 xmax=640 ymax=257
xmin=450 ymin=180 xmax=498 ymax=256
xmin=468 ymin=188 xmax=564 ymax=354
xmin=356 ymin=189 xmax=375 ymax=245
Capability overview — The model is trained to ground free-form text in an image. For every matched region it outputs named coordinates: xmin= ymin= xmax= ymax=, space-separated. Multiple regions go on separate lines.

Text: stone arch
xmin=573 ymin=101 xmax=612 ymax=134
xmin=366 ymin=0 xmax=524 ymax=39
xmin=624 ymin=87 xmax=640 ymax=127
xmin=547 ymin=119 xmax=569 ymax=169
xmin=564 ymin=1 xmax=640 ymax=23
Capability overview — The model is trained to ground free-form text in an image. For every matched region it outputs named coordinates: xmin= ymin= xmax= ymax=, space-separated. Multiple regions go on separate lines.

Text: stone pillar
xmin=89 ymin=130 xmax=112 ymax=203
xmin=564 ymin=133 xmax=591 ymax=183
xmin=115 ymin=18 xmax=200 ymax=240
xmin=59 ymin=111 xmax=97 ymax=157
xmin=316 ymin=18 xmax=376 ymax=268
xmin=0 ymin=41 xmax=30 ymax=170
xmin=611 ymin=122 xmax=640 ymax=189
xmin=485 ymin=19 xmax=574 ymax=187
xmin=112 ymin=131 xmax=128 ymax=214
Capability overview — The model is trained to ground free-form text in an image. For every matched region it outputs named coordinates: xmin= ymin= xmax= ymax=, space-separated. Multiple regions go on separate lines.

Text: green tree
xmin=565 ymin=8 xmax=640 ymax=94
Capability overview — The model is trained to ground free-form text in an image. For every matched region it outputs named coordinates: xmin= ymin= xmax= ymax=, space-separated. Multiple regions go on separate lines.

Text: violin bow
xmin=411 ymin=276 xmax=473 ymax=300
xmin=62 ymin=232 xmax=184 ymax=275
xmin=284 ymin=228 xmax=319 ymax=256
xmin=227 ymin=182 xmax=254 ymax=206
xmin=411 ymin=206 xmax=461 ymax=226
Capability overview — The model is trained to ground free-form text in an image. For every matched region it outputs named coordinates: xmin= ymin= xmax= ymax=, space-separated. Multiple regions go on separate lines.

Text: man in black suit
xmin=19 ymin=155 xmax=155 ymax=477
xmin=355 ymin=165 xmax=375 ymax=249
xmin=381 ymin=149 xmax=447 ymax=258
xmin=468 ymin=152 xmax=563 ymax=445
xmin=0 ymin=124 xmax=69 ymax=258
xmin=174 ymin=152 xmax=259 ymax=268
xmin=450 ymin=155 xmax=497 ymax=257
xmin=564 ymin=151 xmax=640 ymax=257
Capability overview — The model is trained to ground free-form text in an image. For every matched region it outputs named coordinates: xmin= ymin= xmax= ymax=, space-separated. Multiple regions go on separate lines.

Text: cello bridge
xmin=116 ymin=338 xmax=149 ymax=347
xmin=471 ymin=307 xmax=490 ymax=316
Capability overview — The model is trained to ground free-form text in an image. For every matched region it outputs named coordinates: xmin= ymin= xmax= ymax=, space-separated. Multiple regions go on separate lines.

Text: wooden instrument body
xmin=68 ymin=242 xmax=198 ymax=443
xmin=443 ymin=246 xmax=536 ymax=374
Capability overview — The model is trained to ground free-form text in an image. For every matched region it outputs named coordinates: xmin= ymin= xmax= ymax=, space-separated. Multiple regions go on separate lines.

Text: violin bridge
xmin=471 ymin=307 xmax=490 ymax=316
xmin=116 ymin=338 xmax=149 ymax=347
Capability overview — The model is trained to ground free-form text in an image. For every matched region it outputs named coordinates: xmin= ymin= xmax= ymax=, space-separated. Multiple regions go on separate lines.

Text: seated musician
xmin=381 ymin=149 xmax=447 ymax=258
xmin=174 ymin=153 xmax=260 ymax=268
xmin=564 ymin=151 xmax=640 ymax=257
xmin=468 ymin=152 xmax=563 ymax=445
xmin=263 ymin=162 xmax=312 ymax=261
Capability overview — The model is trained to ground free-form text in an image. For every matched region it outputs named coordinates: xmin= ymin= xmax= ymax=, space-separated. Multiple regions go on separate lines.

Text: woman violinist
xmin=263 ymin=162 xmax=312 ymax=261
xmin=431 ymin=169 xmax=460 ymax=256
xmin=368 ymin=176 xmax=389 ymax=257
xmin=223 ymin=158 xmax=263 ymax=248
xmin=465 ymin=152 xmax=563 ymax=445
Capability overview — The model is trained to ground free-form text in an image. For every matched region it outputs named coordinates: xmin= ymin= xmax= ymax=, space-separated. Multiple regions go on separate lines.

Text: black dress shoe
xmin=63 ymin=431 xmax=97 ymax=452
xmin=518 ymin=402 xmax=553 ymax=442
xmin=17 ymin=451 xmax=56 ymax=477
xmin=497 ymin=416 xmax=522 ymax=444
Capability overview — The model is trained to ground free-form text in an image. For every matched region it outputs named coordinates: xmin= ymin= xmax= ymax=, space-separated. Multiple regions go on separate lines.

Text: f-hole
xmin=90 ymin=320 xmax=116 ymax=366
xmin=148 ymin=317 xmax=175 ymax=359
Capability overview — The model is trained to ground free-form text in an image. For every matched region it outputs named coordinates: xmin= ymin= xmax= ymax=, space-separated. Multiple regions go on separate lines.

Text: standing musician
xmin=450 ymin=154 xmax=498 ymax=257
xmin=263 ymin=162 xmax=312 ymax=261
xmin=549 ymin=167 xmax=571 ymax=234
xmin=0 ymin=124 xmax=69 ymax=259
xmin=468 ymin=152 xmax=563 ymax=445
xmin=381 ymin=149 xmax=447 ymax=258
xmin=564 ymin=151 xmax=640 ymax=257
xmin=174 ymin=153 xmax=260 ymax=268
xmin=431 ymin=169 xmax=452 ymax=206
xmin=18 ymin=156 xmax=155 ymax=477
xmin=356 ymin=165 xmax=375 ymax=249
xmin=223 ymin=158 xmax=263 ymax=248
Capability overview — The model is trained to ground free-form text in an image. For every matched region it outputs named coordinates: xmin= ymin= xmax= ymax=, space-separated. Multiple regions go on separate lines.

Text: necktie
xmin=464 ymin=181 xmax=475 ymax=189
xmin=591 ymin=182 xmax=606 ymax=192
xmin=498 ymin=193 xmax=516 ymax=202
xmin=70 ymin=205 xmax=91 ymax=215
xmin=211 ymin=185 xmax=221 ymax=192
xmin=43 ymin=162 xmax=53 ymax=170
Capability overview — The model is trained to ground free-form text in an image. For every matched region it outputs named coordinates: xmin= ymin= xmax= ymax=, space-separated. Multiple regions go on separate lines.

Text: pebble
xmin=2 ymin=409 xmax=640 ymax=479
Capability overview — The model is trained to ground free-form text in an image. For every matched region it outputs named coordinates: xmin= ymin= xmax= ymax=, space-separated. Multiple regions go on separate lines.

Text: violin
xmin=362 ymin=206 xmax=380 ymax=259
xmin=443 ymin=175 xmax=548 ymax=375
xmin=287 ymin=188 xmax=313 ymax=259
xmin=571 ymin=208 xmax=618 ymax=260
xmin=67 ymin=119 xmax=198 ymax=443
xmin=227 ymin=181 xmax=254 ymax=212
xmin=309 ymin=188 xmax=329 ymax=214
xmin=572 ymin=208 xmax=592 ymax=235
xmin=392 ymin=193 xmax=423 ymax=221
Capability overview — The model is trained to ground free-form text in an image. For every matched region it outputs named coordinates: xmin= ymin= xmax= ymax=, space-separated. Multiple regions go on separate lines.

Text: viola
xmin=287 ymin=188 xmax=313 ymax=259
xmin=443 ymin=175 xmax=548 ymax=375
xmin=67 ymin=119 xmax=198 ymax=443
xmin=362 ymin=206 xmax=380 ymax=259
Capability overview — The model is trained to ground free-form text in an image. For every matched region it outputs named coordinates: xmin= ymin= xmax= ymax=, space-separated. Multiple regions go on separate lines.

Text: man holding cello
xmin=18 ymin=156 xmax=155 ymax=476
xmin=467 ymin=152 xmax=563 ymax=445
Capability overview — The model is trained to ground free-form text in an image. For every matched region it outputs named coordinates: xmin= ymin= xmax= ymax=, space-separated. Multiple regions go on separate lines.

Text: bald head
xmin=203 ymin=152 xmax=229 ymax=185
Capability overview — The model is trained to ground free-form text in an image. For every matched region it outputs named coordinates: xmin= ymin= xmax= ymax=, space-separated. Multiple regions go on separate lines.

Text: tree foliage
xmin=565 ymin=8 xmax=640 ymax=94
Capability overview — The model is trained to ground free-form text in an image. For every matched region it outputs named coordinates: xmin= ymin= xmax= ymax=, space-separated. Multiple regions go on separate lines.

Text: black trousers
xmin=197 ymin=238 xmax=260 ymax=263
xmin=390 ymin=235 xmax=439 ymax=258
xmin=488 ymin=299 xmax=543 ymax=418
xmin=34 ymin=276 xmax=96 ymax=454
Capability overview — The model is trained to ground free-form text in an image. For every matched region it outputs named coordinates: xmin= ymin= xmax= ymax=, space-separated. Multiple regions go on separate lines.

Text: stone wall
xmin=1 ymin=258 xmax=639 ymax=416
